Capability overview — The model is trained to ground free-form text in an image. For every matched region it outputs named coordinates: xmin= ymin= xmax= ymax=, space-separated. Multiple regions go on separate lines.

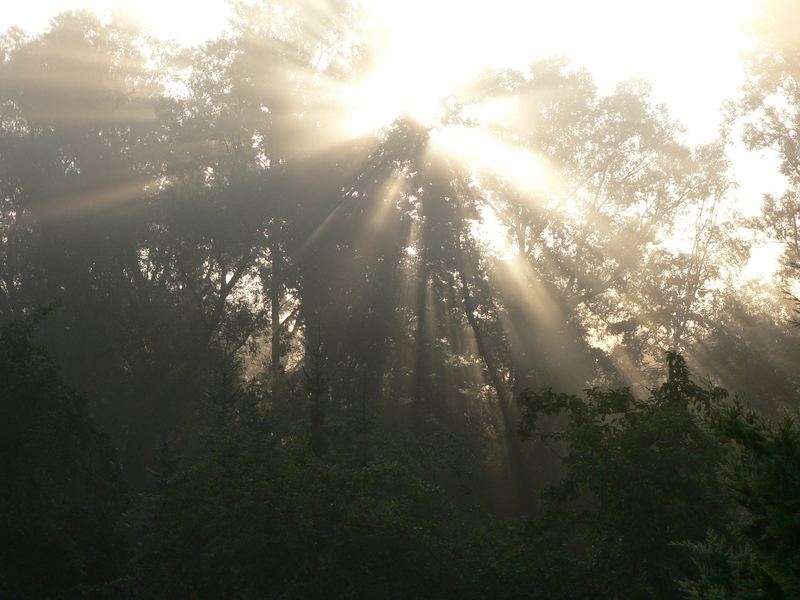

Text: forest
xmin=1 ymin=0 xmax=799 ymax=598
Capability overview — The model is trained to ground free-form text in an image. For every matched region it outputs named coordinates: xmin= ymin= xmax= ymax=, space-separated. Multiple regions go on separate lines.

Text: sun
xmin=331 ymin=0 xmax=766 ymax=264
xmin=339 ymin=0 xmax=521 ymax=136
xmin=3 ymin=0 xmax=760 ymax=140
xmin=1 ymin=0 xmax=768 ymax=264
xmin=336 ymin=0 xmax=760 ymax=140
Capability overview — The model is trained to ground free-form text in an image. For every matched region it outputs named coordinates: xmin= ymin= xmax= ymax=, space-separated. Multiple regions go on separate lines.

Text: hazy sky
xmin=0 ymin=1 xmax=763 ymax=140
xmin=0 ymin=0 xmax=785 ymax=276
xmin=0 ymin=1 xmax=230 ymax=46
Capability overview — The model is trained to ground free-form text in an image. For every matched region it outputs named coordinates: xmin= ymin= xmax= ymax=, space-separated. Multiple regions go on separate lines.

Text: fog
xmin=2 ymin=1 xmax=799 ymax=597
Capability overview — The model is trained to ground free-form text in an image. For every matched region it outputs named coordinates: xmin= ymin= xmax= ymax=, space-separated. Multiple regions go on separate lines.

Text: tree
xmin=130 ymin=377 xmax=521 ymax=599
xmin=680 ymin=402 xmax=800 ymax=598
xmin=446 ymin=60 xmax=741 ymax=393
xmin=0 ymin=315 xmax=127 ymax=598
xmin=518 ymin=353 xmax=730 ymax=598
xmin=690 ymin=285 xmax=800 ymax=415
xmin=737 ymin=0 xmax=800 ymax=288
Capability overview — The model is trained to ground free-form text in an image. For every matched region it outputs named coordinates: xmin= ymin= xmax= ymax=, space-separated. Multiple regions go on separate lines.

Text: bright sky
xmin=352 ymin=0 xmax=759 ymax=141
xmin=0 ymin=0 xmax=786 ymax=277
xmin=0 ymin=1 xmax=763 ymax=141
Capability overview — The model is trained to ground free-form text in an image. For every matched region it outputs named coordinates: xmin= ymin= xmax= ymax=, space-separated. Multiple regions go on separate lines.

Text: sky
xmin=0 ymin=1 xmax=764 ymax=140
xmin=0 ymin=0 xmax=786 ymax=277
xmin=0 ymin=1 xmax=231 ymax=46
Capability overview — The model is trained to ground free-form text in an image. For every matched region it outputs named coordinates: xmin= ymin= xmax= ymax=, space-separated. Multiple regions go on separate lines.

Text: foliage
xmin=690 ymin=286 xmax=800 ymax=415
xmin=518 ymin=353 xmax=731 ymax=598
xmin=129 ymin=388 xmax=523 ymax=599
xmin=680 ymin=402 xmax=800 ymax=598
xmin=0 ymin=315 xmax=128 ymax=598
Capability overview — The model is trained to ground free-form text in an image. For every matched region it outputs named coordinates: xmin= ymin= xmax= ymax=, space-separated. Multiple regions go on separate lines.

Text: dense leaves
xmin=681 ymin=402 xmax=800 ymax=598
xmin=517 ymin=354 xmax=730 ymax=598
xmin=0 ymin=316 xmax=127 ymax=598
xmin=3 ymin=311 xmax=799 ymax=597
xmin=129 ymin=392 xmax=514 ymax=599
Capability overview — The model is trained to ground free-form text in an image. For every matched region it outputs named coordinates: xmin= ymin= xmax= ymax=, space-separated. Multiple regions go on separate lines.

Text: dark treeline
xmin=1 ymin=1 xmax=799 ymax=598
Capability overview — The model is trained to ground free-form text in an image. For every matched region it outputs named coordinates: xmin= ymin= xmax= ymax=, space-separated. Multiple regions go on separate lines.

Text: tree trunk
xmin=454 ymin=254 xmax=531 ymax=510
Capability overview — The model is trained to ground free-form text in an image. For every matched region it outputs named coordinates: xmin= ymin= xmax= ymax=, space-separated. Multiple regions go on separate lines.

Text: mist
xmin=1 ymin=1 xmax=799 ymax=597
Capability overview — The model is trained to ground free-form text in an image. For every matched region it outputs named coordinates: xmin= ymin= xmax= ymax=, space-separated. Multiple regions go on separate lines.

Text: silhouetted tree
xmin=518 ymin=354 xmax=731 ymax=598
xmin=0 ymin=315 xmax=127 ymax=598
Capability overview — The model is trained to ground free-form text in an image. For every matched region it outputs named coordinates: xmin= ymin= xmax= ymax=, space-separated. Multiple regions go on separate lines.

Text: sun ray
xmin=428 ymin=125 xmax=553 ymax=195
xmin=33 ymin=177 xmax=153 ymax=222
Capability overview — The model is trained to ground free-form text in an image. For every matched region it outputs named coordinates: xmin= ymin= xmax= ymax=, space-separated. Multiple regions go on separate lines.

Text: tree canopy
xmin=1 ymin=2 xmax=799 ymax=598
